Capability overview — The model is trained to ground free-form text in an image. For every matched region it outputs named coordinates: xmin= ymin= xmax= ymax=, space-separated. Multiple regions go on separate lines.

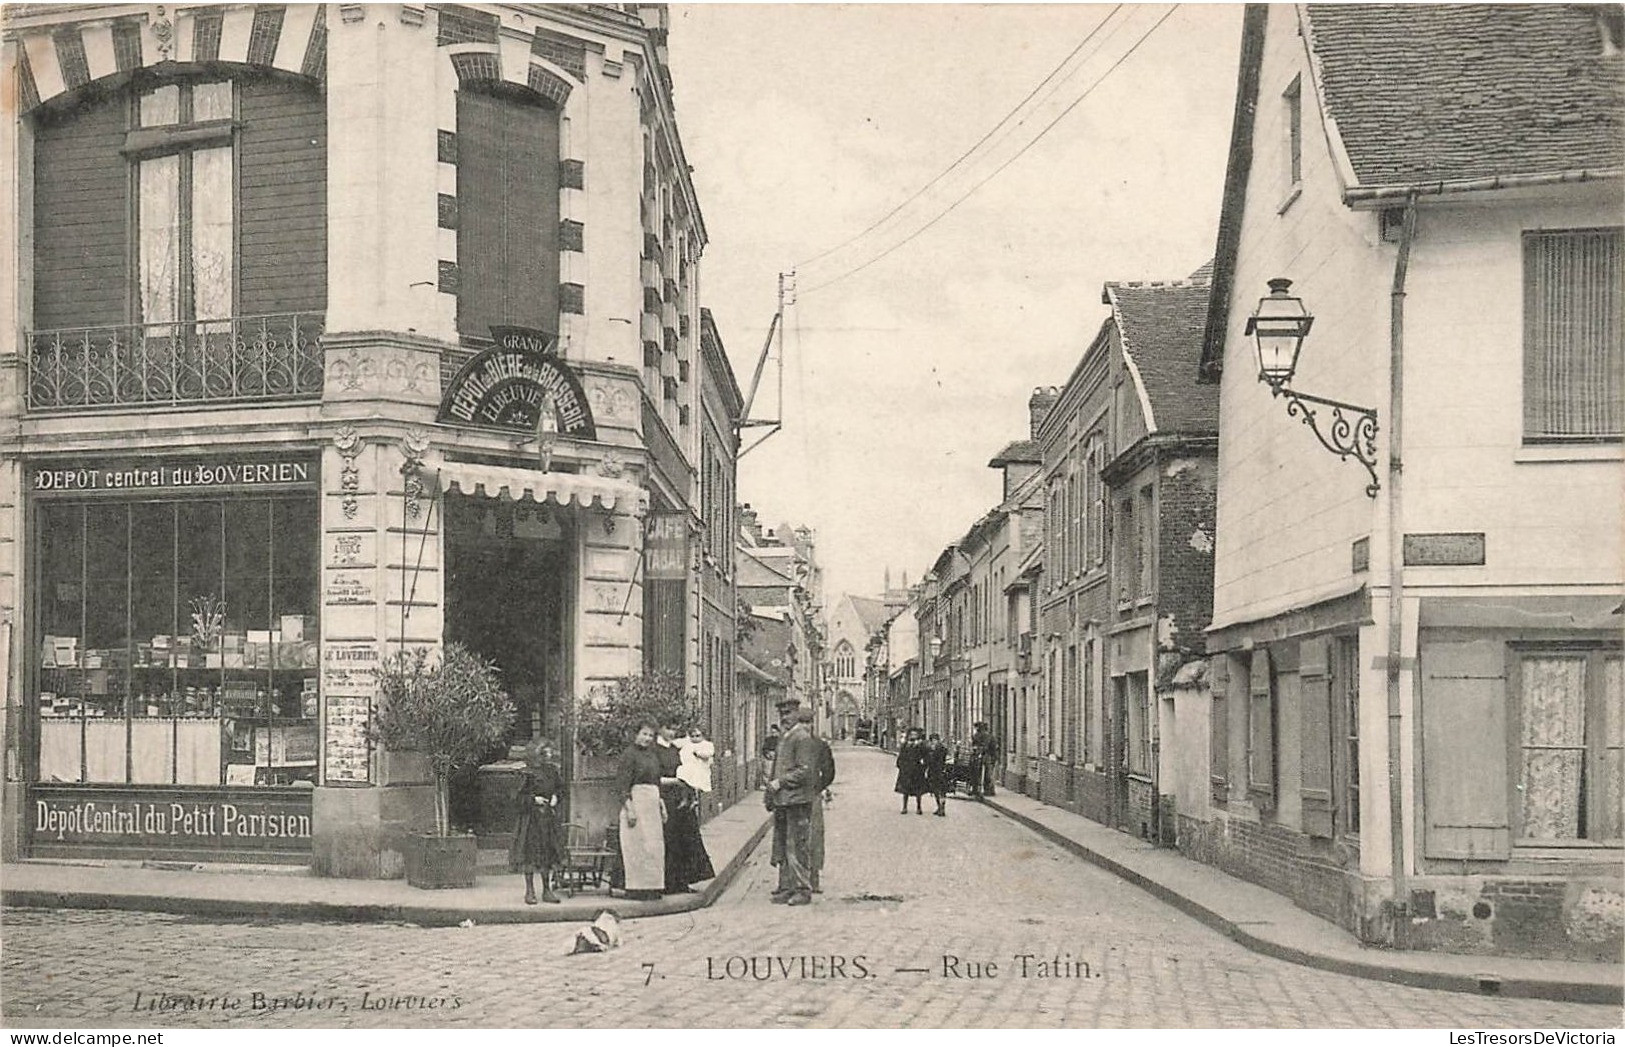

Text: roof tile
xmin=1306 ymin=4 xmax=1625 ymax=186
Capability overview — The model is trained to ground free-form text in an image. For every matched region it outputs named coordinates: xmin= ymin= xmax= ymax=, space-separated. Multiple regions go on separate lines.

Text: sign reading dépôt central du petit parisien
xmin=32 ymin=788 xmax=312 ymax=852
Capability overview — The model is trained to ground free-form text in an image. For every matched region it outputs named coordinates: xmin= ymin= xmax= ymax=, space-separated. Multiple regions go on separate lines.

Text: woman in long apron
xmin=616 ymin=722 xmax=666 ymax=900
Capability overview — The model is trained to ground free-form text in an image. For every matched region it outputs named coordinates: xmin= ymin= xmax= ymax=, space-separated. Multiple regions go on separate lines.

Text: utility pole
xmin=737 ymin=271 xmax=789 ymax=460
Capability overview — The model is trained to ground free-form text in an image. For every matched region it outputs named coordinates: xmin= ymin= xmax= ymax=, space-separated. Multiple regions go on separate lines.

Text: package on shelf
xmin=83 ymin=650 xmax=104 ymax=669
xmin=223 ymin=650 xmax=246 ymax=669
xmin=205 ymin=652 xmax=223 ymax=668
xmin=222 ymin=632 xmax=247 ymax=651
xmin=280 ymin=615 xmax=318 ymax=642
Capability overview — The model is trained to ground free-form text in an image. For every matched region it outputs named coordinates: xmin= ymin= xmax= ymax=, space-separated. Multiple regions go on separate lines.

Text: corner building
xmin=0 ymin=2 xmax=736 ymax=877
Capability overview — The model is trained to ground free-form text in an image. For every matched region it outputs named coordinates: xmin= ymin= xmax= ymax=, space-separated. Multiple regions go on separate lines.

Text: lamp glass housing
xmin=1245 ymin=278 xmax=1314 ymax=387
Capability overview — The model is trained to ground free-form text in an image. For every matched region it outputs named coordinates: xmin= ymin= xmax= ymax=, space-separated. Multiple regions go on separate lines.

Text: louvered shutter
xmin=1248 ymin=648 xmax=1275 ymax=808
xmin=1299 ymin=637 xmax=1334 ymax=838
xmin=1209 ymin=654 xmax=1229 ymax=806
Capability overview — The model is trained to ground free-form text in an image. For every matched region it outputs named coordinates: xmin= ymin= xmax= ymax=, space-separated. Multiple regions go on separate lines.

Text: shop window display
xmin=35 ymin=497 xmax=319 ymax=787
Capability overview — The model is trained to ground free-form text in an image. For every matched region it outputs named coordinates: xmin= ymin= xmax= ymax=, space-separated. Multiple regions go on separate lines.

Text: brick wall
xmin=1124 ymin=777 xmax=1156 ymax=839
xmin=1074 ymin=766 xmax=1112 ymax=823
xmin=1155 ymin=455 xmax=1217 ymax=659
xmin=1175 ymin=811 xmax=1360 ymax=933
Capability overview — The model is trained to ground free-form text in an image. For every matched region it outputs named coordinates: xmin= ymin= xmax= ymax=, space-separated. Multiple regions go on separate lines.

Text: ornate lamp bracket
xmin=1270 ymin=385 xmax=1381 ymax=498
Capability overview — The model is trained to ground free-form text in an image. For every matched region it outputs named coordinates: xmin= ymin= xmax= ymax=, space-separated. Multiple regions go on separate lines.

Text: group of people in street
xmin=612 ymin=721 xmax=718 ymax=902
xmin=761 ymin=697 xmax=836 ymax=906
xmin=892 ymin=720 xmax=999 ymax=816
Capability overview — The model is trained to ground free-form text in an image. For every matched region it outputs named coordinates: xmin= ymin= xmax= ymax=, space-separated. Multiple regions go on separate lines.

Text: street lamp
xmin=1245 ymin=278 xmax=1314 ymax=390
xmin=1244 ymin=278 xmax=1380 ymax=497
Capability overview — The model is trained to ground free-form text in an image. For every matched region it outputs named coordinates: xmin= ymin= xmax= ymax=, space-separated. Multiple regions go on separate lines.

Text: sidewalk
xmin=982 ymin=788 xmax=1623 ymax=1006
xmin=0 ymin=799 xmax=772 ymax=928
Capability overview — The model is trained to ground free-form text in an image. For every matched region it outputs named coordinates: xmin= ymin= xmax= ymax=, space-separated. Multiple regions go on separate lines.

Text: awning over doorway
xmin=438 ymin=460 xmax=646 ymax=514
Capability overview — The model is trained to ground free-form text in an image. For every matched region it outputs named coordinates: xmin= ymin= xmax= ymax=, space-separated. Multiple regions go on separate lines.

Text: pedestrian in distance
xmin=894 ymin=727 xmax=928 ymax=814
xmin=615 ymin=722 xmax=666 ymax=901
xmin=923 ymin=732 xmax=950 ymax=817
xmin=764 ymin=697 xmax=817 ymax=906
xmin=511 ymin=738 xmax=565 ymax=904
xmin=758 ymin=723 xmax=781 ymax=788
xmin=970 ymin=721 xmax=998 ymax=798
xmin=797 ymin=707 xmax=837 ymax=893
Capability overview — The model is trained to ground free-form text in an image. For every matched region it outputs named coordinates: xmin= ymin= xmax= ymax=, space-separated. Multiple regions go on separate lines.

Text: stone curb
xmin=983 ymin=795 xmax=1623 ymax=1006
xmin=1 ymin=813 xmax=774 ymax=929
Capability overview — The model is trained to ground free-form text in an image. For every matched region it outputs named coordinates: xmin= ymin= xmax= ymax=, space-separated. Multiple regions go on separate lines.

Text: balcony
xmin=26 ymin=314 xmax=324 ymax=412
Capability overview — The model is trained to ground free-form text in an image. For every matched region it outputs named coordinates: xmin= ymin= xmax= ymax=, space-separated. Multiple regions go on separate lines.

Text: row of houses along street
xmin=846 ymin=4 xmax=1624 ymax=965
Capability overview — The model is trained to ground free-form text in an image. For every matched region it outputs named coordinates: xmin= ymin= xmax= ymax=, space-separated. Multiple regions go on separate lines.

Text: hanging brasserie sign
xmin=437 ymin=326 xmax=597 ymax=440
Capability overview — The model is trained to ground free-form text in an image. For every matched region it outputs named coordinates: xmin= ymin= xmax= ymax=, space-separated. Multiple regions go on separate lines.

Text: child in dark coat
xmin=923 ymin=733 xmax=951 ymax=816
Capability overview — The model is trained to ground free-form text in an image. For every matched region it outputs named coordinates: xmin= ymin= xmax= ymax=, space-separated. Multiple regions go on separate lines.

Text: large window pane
xmin=82 ymin=503 xmax=128 ymax=781
xmin=1599 ymin=657 xmax=1623 ymax=842
xmin=1519 ymin=655 xmax=1587 ymax=840
xmin=138 ymin=155 xmax=182 ymax=325
xmin=191 ymin=147 xmax=234 ymax=323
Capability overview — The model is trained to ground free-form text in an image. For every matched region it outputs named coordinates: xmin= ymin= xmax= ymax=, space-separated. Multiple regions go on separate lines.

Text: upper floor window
xmin=1523 ymin=228 xmax=1623 ymax=442
xmin=1283 ymin=75 xmax=1303 ymax=191
xmin=133 ymin=81 xmax=236 ymax=325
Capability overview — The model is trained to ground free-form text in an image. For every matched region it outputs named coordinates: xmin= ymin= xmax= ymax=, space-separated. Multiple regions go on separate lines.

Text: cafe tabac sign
xmin=438 ymin=326 xmax=597 ymax=440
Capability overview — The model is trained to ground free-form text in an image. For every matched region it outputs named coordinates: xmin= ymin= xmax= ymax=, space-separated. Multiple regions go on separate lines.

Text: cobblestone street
xmin=3 ymin=747 xmax=1620 ymax=1029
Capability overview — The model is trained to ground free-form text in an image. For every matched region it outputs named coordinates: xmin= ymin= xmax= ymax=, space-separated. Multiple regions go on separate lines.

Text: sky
xmin=665 ymin=3 xmax=1244 ymax=606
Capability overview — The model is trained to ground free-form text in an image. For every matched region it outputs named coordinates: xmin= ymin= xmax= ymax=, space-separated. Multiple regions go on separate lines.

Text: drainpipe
xmin=1386 ymin=193 xmax=1418 ymax=941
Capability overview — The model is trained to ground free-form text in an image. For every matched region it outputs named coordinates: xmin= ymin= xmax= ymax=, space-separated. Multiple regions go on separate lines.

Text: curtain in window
xmin=191 ymin=147 xmax=234 ymax=324
xmin=38 ymin=721 xmax=81 ymax=783
xmin=1519 ymin=655 xmax=1586 ymax=840
xmin=83 ymin=720 xmax=127 ymax=783
xmin=138 ymin=155 xmax=182 ymax=325
xmin=1524 ymin=229 xmax=1623 ymax=439
xmin=129 ymin=720 xmax=174 ymax=783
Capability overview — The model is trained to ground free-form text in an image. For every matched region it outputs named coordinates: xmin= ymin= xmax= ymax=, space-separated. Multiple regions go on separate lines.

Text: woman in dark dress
xmin=511 ymin=739 xmax=565 ymax=904
xmin=894 ymin=727 xmax=928 ymax=814
xmin=660 ymin=723 xmax=716 ymax=893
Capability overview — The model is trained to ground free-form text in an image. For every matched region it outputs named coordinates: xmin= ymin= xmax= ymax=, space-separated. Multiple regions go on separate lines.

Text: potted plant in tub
xmin=371 ymin=643 xmax=514 ymax=888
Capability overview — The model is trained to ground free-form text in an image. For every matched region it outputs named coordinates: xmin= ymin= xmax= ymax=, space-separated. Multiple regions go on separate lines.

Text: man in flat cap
xmin=765 ymin=695 xmax=817 ymax=906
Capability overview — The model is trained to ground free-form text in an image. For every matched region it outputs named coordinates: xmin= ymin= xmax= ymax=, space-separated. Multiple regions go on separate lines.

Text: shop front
xmin=24 ymin=453 xmax=322 ymax=862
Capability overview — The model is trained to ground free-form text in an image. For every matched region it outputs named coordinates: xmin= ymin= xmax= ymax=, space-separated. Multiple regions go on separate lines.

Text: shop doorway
xmin=442 ymin=492 xmax=575 ymax=830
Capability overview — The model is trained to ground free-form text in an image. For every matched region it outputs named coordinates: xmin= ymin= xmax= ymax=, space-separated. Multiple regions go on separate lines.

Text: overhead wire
xmin=792 ymin=3 xmax=1126 ymax=273
xmin=800 ymin=4 xmax=1180 ymax=299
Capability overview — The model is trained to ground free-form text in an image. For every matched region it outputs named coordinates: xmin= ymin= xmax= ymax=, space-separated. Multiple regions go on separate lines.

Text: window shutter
xmin=1248 ymin=648 xmax=1275 ymax=807
xmin=1421 ymin=640 xmax=1510 ymax=859
xmin=1209 ymin=654 xmax=1229 ymax=805
xmin=1299 ymin=637 xmax=1334 ymax=838
xmin=456 ymin=87 xmax=560 ymax=339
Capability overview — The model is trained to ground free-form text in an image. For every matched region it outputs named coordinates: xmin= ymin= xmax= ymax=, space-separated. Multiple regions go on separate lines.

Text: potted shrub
xmin=573 ymin=671 xmax=698 ymax=767
xmin=371 ymin=643 xmax=514 ymax=888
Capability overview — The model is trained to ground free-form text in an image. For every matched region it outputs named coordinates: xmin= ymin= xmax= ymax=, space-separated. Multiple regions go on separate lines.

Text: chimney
xmin=739 ymin=503 xmax=761 ymax=542
xmin=1029 ymin=386 xmax=1060 ymax=439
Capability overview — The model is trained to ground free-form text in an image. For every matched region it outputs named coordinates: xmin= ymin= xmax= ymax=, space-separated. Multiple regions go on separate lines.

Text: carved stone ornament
xmin=593 ymin=451 xmax=625 ymax=479
xmin=328 ymin=346 xmax=378 ymax=393
xmin=386 ymin=355 xmax=433 ymax=395
xmin=151 ymin=6 xmax=174 ymax=60
xmin=401 ymin=428 xmax=431 ymax=519
xmin=334 ymin=426 xmax=363 ymax=520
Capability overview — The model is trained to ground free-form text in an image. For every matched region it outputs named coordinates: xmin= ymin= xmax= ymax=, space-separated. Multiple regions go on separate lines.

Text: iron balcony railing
xmin=26 ymin=313 xmax=324 ymax=412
